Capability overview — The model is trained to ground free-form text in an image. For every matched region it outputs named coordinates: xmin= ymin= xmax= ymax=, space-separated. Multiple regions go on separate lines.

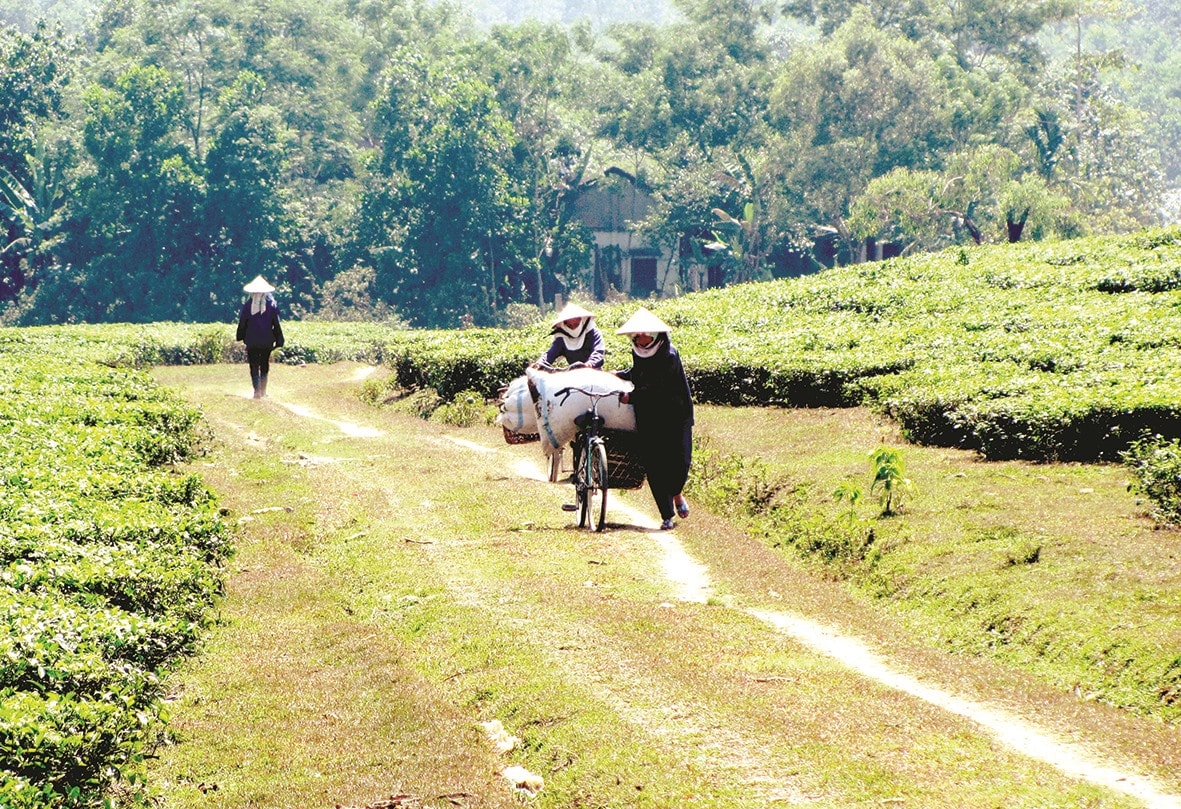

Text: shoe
xmin=674 ymin=496 xmax=690 ymax=519
xmin=659 ymin=518 xmax=675 ymax=531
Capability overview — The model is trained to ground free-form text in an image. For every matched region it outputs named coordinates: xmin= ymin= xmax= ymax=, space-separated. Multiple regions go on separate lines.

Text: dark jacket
xmin=617 ymin=339 xmax=693 ymax=431
xmin=236 ymin=297 xmax=285 ymax=349
xmin=540 ymin=326 xmax=606 ymax=369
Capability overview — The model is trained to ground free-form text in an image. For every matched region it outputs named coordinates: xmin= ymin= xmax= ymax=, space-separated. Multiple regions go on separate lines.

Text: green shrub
xmin=0 ymin=338 xmax=230 ymax=808
xmin=687 ymin=438 xmax=875 ymax=572
xmin=11 ymin=226 xmax=1181 ymax=466
xmin=1123 ymin=436 xmax=1181 ymax=525
xmin=430 ymin=389 xmax=497 ymax=427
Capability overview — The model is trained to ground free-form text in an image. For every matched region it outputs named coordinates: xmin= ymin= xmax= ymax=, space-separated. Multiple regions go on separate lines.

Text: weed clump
xmin=687 ymin=437 xmax=876 ymax=574
xmin=431 ymin=389 xmax=497 ymax=427
xmin=1123 ymin=435 xmax=1181 ymax=525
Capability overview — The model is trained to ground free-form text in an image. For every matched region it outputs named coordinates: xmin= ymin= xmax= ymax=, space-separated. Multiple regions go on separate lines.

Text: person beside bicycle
xmin=534 ymin=303 xmax=606 ymax=370
xmin=615 ymin=307 xmax=694 ymax=531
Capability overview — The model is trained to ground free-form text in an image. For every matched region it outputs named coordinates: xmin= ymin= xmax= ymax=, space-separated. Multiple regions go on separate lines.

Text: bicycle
xmin=553 ymin=385 xmax=623 ymax=532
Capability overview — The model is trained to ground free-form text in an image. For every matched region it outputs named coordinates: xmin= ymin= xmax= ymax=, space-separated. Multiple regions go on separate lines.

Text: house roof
xmin=568 ymin=169 xmax=655 ymax=232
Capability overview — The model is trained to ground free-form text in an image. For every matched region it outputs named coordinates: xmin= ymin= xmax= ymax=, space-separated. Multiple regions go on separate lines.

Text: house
xmin=568 ymin=167 xmax=707 ymax=299
xmin=566 ymin=168 xmax=901 ymax=301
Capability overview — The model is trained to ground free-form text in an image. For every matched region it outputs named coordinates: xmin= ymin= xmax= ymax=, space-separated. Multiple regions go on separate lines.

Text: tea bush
xmin=1123 ymin=436 xmax=1181 ymax=525
xmin=10 ymin=229 xmax=1181 ymax=466
xmin=317 ymin=227 xmax=1181 ymax=462
xmin=0 ymin=343 xmax=230 ymax=807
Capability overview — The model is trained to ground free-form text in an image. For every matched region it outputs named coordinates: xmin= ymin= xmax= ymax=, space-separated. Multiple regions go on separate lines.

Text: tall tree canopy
xmin=0 ymin=0 xmax=1173 ymax=325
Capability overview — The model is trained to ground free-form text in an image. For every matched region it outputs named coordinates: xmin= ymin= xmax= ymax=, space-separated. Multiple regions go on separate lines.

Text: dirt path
xmin=152 ymin=363 xmax=1181 ymax=809
xmin=510 ymin=453 xmax=1181 ymax=808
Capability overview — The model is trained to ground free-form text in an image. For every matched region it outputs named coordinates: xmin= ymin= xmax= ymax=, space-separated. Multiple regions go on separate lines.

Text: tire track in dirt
xmin=424 ymin=441 xmax=817 ymax=804
xmin=438 ymin=437 xmax=1181 ymax=809
xmin=271 ymin=393 xmax=1181 ymax=809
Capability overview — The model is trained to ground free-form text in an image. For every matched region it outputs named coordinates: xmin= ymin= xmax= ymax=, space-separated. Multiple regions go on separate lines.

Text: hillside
xmin=143 ymin=361 xmax=1181 ymax=808
xmin=347 ymin=227 xmax=1181 ymax=465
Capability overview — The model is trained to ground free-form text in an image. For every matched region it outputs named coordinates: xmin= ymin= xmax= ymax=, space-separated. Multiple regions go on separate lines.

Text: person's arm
xmin=236 ymin=304 xmax=248 ymax=342
xmin=538 ymin=337 xmax=563 ymax=367
xmin=585 ymin=328 xmax=606 ymax=369
xmin=272 ymin=309 xmax=284 ymax=348
xmin=672 ymin=351 xmax=694 ymax=422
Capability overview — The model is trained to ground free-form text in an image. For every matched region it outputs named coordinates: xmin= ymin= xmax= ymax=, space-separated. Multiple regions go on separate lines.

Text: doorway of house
xmin=631 ymin=257 xmax=657 ymax=297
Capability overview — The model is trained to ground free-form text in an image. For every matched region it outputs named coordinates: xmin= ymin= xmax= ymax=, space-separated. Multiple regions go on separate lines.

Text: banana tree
xmin=0 ymin=164 xmax=36 ymax=258
xmin=0 ymin=146 xmax=66 ymax=296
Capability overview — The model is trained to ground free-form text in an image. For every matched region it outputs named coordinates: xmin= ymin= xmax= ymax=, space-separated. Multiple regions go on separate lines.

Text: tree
xmin=0 ymin=21 xmax=71 ymax=179
xmin=595 ymin=0 xmax=774 ymax=155
xmin=847 ymin=167 xmax=956 ymax=254
xmin=358 ymin=52 xmax=525 ymax=327
xmin=1030 ymin=57 xmax=1165 ymax=232
xmin=40 ymin=64 xmax=204 ymax=322
xmin=0 ymin=144 xmax=68 ymax=303
xmin=0 ymin=22 xmax=74 ymax=306
xmin=475 ymin=21 xmax=600 ymax=306
xmin=783 ymin=0 xmax=1065 ymax=75
xmin=197 ymin=70 xmax=292 ymax=319
xmin=769 ymin=8 xmax=956 ymax=260
xmin=848 ymin=145 xmax=1078 ymax=251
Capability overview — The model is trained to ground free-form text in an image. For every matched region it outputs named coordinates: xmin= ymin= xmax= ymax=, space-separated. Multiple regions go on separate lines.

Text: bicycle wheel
xmin=583 ymin=439 xmax=609 ymax=532
xmin=575 ymin=439 xmax=590 ymax=528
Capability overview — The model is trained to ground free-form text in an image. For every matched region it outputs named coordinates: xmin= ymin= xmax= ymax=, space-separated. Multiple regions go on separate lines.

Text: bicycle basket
xmin=502 ymin=425 xmax=540 ymax=445
xmin=601 ymin=428 xmax=645 ymax=489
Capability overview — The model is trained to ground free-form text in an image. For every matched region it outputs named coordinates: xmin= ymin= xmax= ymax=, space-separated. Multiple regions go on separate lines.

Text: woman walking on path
xmin=236 ymin=275 xmax=285 ymax=399
xmin=616 ymin=307 xmax=694 ymax=531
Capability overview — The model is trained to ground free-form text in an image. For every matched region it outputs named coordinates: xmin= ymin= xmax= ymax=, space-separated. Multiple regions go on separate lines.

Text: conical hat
xmin=615 ymin=307 xmax=670 ymax=335
xmin=551 ymin=302 xmax=594 ymax=325
xmin=243 ymin=275 xmax=275 ymax=294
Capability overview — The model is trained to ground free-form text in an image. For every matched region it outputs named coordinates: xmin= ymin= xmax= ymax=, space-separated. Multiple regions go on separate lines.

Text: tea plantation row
xmin=3 ymin=226 xmax=1179 ymax=803
xmin=32 ymin=227 xmax=1181 ymax=466
xmin=280 ymin=226 xmax=1181 ymax=464
xmin=29 ymin=226 xmax=1181 ymax=467
xmin=0 ymin=332 xmax=231 ymax=808
xmin=17 ymin=227 xmax=1181 ymax=463
xmin=328 ymin=227 xmax=1181 ymax=464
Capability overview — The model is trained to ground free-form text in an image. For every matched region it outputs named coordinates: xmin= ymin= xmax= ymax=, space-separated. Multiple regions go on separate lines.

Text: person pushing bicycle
xmin=615 ymin=307 xmax=694 ymax=531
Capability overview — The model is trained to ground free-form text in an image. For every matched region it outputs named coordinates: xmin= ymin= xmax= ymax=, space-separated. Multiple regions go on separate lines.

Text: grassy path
xmin=147 ymin=362 xmax=1180 ymax=808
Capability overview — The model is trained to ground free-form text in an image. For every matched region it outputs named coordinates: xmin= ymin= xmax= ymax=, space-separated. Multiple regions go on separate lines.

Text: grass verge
xmin=145 ymin=362 xmax=1177 ymax=808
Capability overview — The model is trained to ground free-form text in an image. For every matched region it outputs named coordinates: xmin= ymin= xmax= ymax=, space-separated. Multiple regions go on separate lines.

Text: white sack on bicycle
xmin=496 ymin=374 xmax=539 ymax=436
xmin=526 ymin=366 xmax=636 ymax=453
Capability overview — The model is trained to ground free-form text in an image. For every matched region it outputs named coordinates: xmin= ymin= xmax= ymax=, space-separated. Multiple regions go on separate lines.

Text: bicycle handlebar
xmin=554 ymin=386 xmax=625 ymax=405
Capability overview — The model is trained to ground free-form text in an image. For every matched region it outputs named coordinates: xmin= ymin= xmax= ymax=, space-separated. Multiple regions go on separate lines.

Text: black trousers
xmin=640 ymin=422 xmax=693 ymax=521
xmin=247 ymin=345 xmax=272 ymax=389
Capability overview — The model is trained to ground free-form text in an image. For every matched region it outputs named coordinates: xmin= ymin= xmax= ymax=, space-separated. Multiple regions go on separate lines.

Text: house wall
xmin=573 ymin=178 xmax=702 ymax=298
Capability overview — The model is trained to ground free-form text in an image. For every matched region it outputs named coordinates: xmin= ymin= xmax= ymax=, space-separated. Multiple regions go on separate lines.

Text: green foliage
xmin=30 ymin=227 xmax=1176 ymax=466
xmin=429 ymin=389 xmax=497 ymax=427
xmin=0 ymin=333 xmax=230 ymax=807
xmin=869 ymin=446 xmax=910 ymax=516
xmin=1123 ymin=435 xmax=1181 ymax=525
xmin=0 ymin=0 xmax=1173 ymax=323
xmin=688 ymin=437 xmax=875 ymax=570
xmin=832 ymin=479 xmax=862 ymax=525
xmin=347 ymin=227 xmax=1181 ymax=464
xmin=360 ymin=50 xmax=528 ymax=328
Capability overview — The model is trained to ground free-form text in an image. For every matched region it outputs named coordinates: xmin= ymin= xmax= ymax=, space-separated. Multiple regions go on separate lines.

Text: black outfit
xmin=236 ymin=295 xmax=284 ymax=398
xmin=617 ymin=338 xmax=694 ymax=522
